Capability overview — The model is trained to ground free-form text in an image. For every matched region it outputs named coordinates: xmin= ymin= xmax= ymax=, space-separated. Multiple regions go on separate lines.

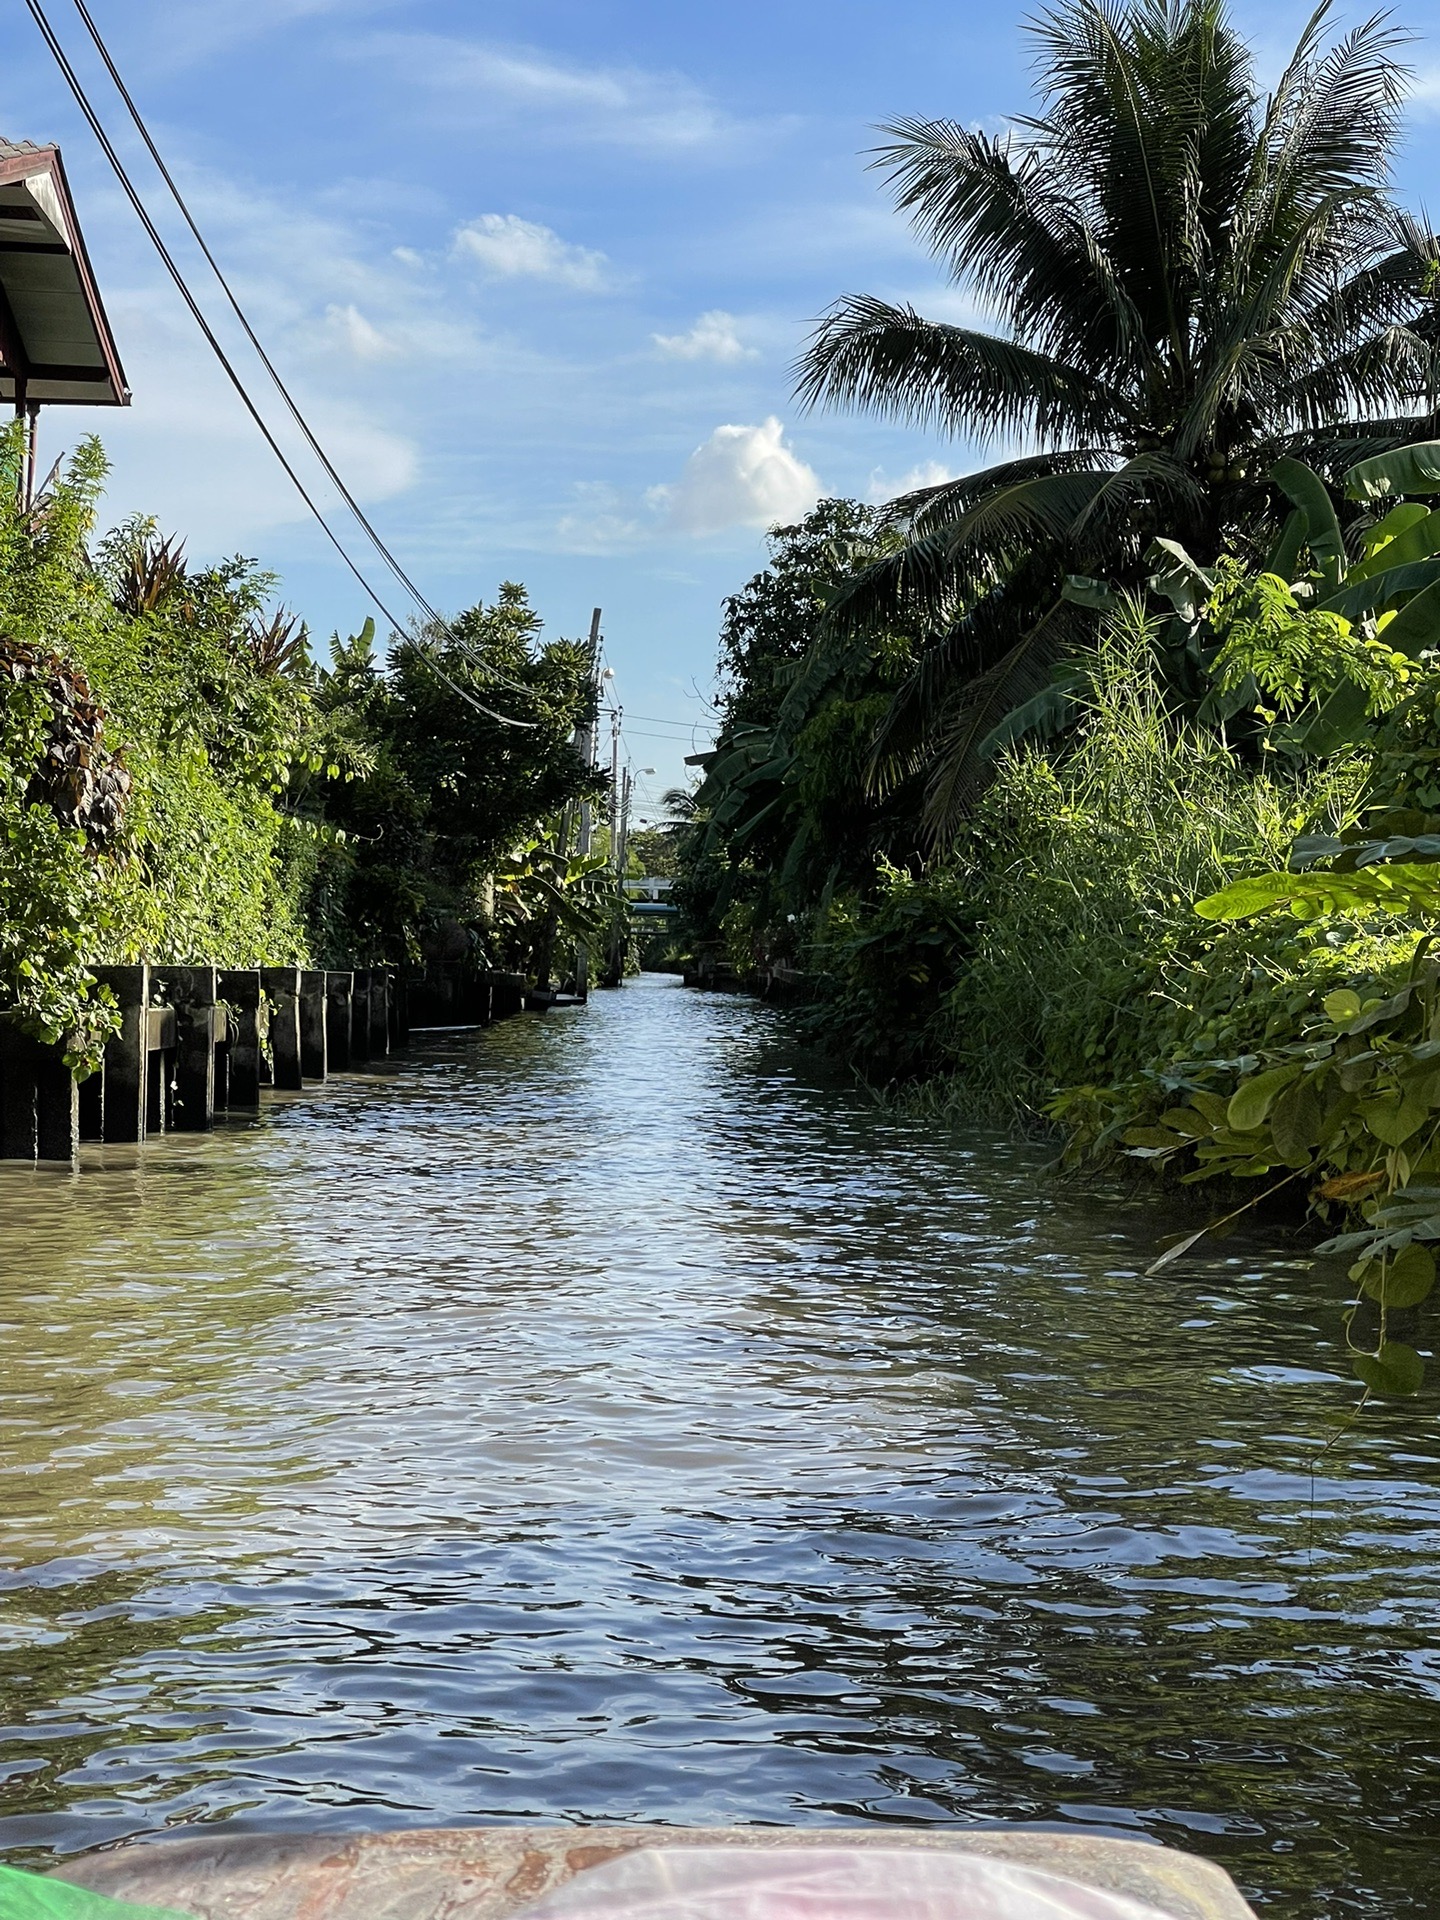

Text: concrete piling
xmin=145 ymin=1003 xmax=176 ymax=1135
xmin=489 ymin=971 xmax=526 ymax=1020
xmin=92 ymin=964 xmax=149 ymax=1143
xmin=2 ymin=958 xmax=547 ymax=1166
xmin=218 ymin=970 xmax=263 ymax=1108
xmin=369 ymin=969 xmax=391 ymax=1059
xmin=260 ymin=968 xmax=303 ymax=1091
xmin=350 ymin=969 xmax=372 ymax=1065
xmin=299 ymin=971 xmax=328 ymax=1081
xmin=324 ymin=971 xmax=353 ymax=1072
xmin=155 ymin=967 xmax=219 ymax=1131
xmin=0 ymin=1026 xmax=76 ymax=1162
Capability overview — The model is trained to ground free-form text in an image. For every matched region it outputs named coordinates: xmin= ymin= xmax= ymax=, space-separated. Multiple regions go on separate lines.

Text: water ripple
xmin=1 ymin=976 xmax=1437 ymax=1919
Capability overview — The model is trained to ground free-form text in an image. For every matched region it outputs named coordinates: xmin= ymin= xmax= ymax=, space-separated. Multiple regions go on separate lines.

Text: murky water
xmin=1 ymin=975 xmax=1437 ymax=1917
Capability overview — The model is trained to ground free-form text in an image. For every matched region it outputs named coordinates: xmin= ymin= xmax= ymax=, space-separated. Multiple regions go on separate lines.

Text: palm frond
xmin=920 ymin=595 xmax=1092 ymax=845
xmin=820 ymin=527 xmax=994 ymax=639
xmin=883 ymin=449 xmax=1111 ymax=535
xmin=795 ymin=297 xmax=1130 ymax=442
xmin=871 ymin=116 xmax=1152 ymax=375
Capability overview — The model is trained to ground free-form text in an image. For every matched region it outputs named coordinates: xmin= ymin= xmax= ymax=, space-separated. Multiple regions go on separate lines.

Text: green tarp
xmin=0 ymin=1866 xmax=195 ymax=1920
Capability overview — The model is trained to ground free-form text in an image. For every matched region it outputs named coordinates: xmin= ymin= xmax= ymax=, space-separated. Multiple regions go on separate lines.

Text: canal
xmin=1 ymin=974 xmax=1437 ymax=1918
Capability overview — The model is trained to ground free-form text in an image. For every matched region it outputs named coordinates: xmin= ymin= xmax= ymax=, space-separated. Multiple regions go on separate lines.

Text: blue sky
xmin=5 ymin=0 xmax=1440 ymax=812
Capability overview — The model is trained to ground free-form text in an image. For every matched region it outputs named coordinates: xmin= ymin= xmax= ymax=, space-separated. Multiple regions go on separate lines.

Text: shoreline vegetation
xmin=664 ymin=0 xmax=1440 ymax=1400
xmin=6 ymin=0 xmax=1440 ymax=1402
xmin=0 ymin=419 xmax=621 ymax=1080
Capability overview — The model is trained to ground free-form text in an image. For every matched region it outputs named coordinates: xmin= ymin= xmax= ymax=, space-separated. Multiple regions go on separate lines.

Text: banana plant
xmin=1065 ymin=442 xmax=1440 ymax=758
xmin=490 ymin=829 xmax=619 ymax=971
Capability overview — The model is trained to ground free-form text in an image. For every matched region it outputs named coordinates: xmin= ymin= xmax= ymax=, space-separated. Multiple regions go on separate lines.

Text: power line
xmin=23 ymin=0 xmax=528 ymax=727
xmin=68 ymin=0 xmax=434 ymax=622
xmin=619 ymin=727 xmax=714 ymax=743
xmin=67 ymin=0 xmax=540 ymax=711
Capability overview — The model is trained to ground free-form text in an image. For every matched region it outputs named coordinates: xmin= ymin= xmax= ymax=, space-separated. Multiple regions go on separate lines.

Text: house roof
xmin=0 ymin=139 xmax=129 ymax=408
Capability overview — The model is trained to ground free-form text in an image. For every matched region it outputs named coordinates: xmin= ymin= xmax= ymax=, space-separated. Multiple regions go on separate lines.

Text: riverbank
xmin=2 ymin=976 xmax=1436 ymax=1918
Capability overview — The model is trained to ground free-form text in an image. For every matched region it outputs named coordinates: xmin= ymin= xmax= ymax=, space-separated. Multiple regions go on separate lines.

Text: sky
xmin=5 ymin=0 xmax=1440 ymax=816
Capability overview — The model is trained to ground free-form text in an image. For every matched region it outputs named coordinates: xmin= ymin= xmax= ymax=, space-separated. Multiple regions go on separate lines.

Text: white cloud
xmin=554 ymin=482 xmax=648 ymax=554
xmin=867 ymin=460 xmax=959 ymax=503
xmin=127 ymin=0 xmax=369 ymax=72
xmin=94 ymin=302 xmax=418 ymax=550
xmin=324 ymin=303 xmax=399 ymax=361
xmin=452 ymin=215 xmax=612 ymax=291
xmin=649 ymin=419 xmax=823 ymax=537
xmin=360 ymin=35 xmax=745 ymax=152
xmin=652 ymin=311 xmax=756 ymax=363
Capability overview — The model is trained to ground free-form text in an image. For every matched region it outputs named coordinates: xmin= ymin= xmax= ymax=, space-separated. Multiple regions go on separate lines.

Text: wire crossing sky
xmin=5 ymin=0 xmax=1440 ymax=796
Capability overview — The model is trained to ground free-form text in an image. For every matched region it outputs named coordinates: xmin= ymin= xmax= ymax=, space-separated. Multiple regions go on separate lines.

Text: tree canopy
xmin=797 ymin=0 xmax=1440 ymax=836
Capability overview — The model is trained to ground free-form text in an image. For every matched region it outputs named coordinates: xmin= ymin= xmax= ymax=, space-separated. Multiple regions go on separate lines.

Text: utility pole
xmin=609 ymin=702 xmax=623 ymax=872
xmin=575 ymin=607 xmax=601 ymax=861
xmin=617 ymin=768 xmax=634 ymax=883
xmin=567 ymin=608 xmax=602 ymax=997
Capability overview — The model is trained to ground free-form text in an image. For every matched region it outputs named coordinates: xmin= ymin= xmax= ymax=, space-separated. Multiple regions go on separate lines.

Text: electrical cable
xmin=68 ymin=0 xmax=540 ymax=708
xmin=70 ymin=0 xmax=430 ymax=622
xmin=23 ymin=0 xmax=528 ymax=726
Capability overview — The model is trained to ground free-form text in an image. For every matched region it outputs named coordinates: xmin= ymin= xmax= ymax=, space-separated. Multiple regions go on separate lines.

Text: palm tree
xmin=796 ymin=0 xmax=1440 ymax=838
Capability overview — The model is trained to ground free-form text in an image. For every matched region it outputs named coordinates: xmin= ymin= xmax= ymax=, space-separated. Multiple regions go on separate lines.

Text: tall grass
xmin=935 ymin=605 xmax=1365 ymax=1114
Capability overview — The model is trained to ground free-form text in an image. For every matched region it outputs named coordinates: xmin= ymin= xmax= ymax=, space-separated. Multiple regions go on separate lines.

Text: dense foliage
xmin=796 ymin=0 xmax=1440 ymax=837
xmin=675 ymin=434 xmax=1440 ymax=1399
xmin=308 ymin=588 xmax=602 ymax=965
xmin=0 ymin=426 xmax=611 ymax=1065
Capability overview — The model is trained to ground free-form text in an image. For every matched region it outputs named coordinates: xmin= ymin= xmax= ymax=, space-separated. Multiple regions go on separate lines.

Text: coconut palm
xmin=796 ymin=0 xmax=1440 ymax=838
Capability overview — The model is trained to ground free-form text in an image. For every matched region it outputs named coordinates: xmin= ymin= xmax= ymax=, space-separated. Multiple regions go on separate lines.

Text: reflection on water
xmin=1 ymin=975 xmax=1437 ymax=1918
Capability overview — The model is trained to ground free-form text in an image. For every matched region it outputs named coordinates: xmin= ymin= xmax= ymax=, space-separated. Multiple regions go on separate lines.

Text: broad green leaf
xmin=1289 ymin=676 xmax=1373 ymax=757
xmin=1346 ymin=984 xmax=1418 ymax=1034
xmin=1188 ymin=1090 xmax=1231 ymax=1127
xmin=1354 ymin=1342 xmax=1426 ymax=1396
xmin=1358 ymin=1090 xmax=1430 ymax=1147
xmin=1265 ymin=507 xmax=1307 ymax=581
xmin=1316 ymin=557 xmax=1440 ymax=622
xmin=1359 ymin=500 xmax=1430 ymax=562
xmin=1195 ymin=862 xmax=1440 ymax=923
xmin=1361 ymin=1242 xmax=1437 ymax=1308
xmin=1365 ymin=575 xmax=1440 ymax=659
xmin=1061 ymin=574 xmax=1117 ymax=611
xmin=1193 ymin=873 xmax=1297 ymax=921
xmin=1348 ymin=504 xmax=1440 ymax=580
xmin=1122 ymin=1126 xmax=1186 ymax=1150
xmin=1271 ymin=456 xmax=1345 ymax=588
xmin=1145 ymin=537 xmax=1214 ymax=619
xmin=1227 ymin=1063 xmax=1301 ymax=1132
xmin=1345 ymin=442 xmax=1440 ymax=502
xmin=1269 ymin=1073 xmax=1324 ymax=1165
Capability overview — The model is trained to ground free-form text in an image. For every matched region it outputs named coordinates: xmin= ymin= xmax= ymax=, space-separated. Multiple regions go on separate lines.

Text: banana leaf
xmin=1316 ymin=558 xmax=1440 ymax=621
xmin=1270 ymin=457 xmax=1345 ymax=589
xmin=1264 ymin=507 xmax=1307 ymax=581
xmin=1346 ymin=507 xmax=1440 ymax=581
xmin=1345 ymin=441 xmax=1440 ymax=501
xmin=1371 ymin=575 xmax=1440 ymax=657
xmin=0 ymin=1867 xmax=195 ymax=1920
